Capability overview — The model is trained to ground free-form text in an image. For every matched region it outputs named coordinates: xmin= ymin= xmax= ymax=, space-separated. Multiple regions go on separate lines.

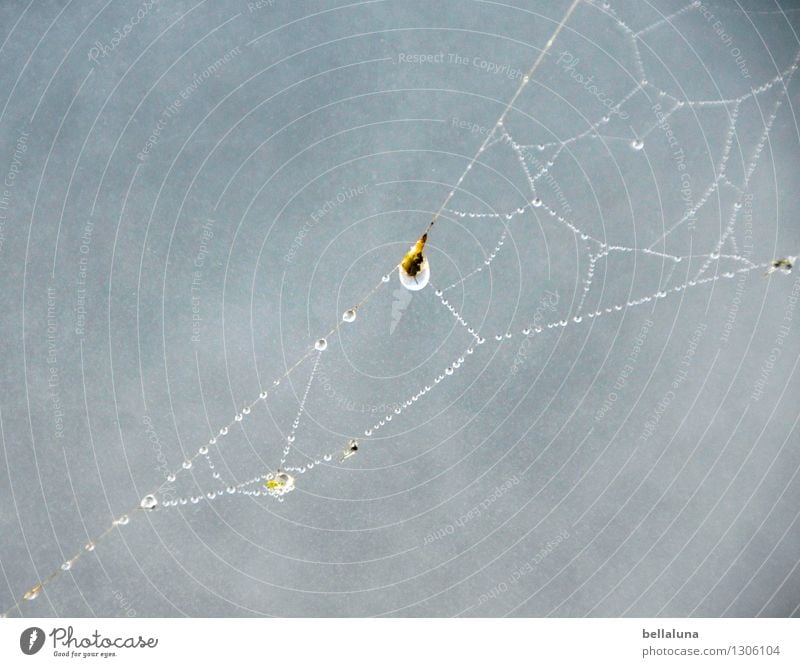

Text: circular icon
xmin=20 ymin=627 xmax=45 ymax=655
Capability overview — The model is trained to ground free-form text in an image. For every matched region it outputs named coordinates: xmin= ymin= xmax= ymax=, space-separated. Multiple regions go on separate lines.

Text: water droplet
xmin=382 ymin=274 xmax=391 ymax=283
xmin=166 ymin=473 xmax=176 ymax=483
xmin=227 ymin=485 xmax=236 ymax=494
xmin=631 ymin=139 xmax=644 ymax=150
xmin=182 ymin=460 xmax=192 ymax=470
xmin=242 ymin=406 xmax=251 ymax=415
xmin=209 ymin=437 xmax=217 ymax=445
xmin=343 ymin=309 xmax=356 ymax=323
xmin=532 ymin=197 xmax=542 ymax=208
xmin=445 ymin=367 xmax=454 ymax=375
xmin=235 ymin=413 xmax=243 ymax=422
xmin=259 ymin=390 xmax=268 ymax=400
xmin=315 ymin=338 xmax=328 ymax=351
xmin=115 ymin=515 xmax=129 ymax=526
xmin=199 ymin=446 xmax=208 ymax=455
xmin=140 ymin=495 xmax=158 ymax=511
xmin=61 ymin=560 xmax=72 ymax=571
xmin=399 ymin=257 xmax=430 ymax=291
xmin=23 ymin=585 xmax=42 ymax=601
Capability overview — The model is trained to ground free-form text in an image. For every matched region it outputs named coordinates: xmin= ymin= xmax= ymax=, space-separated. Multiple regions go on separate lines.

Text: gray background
xmin=1 ymin=0 xmax=799 ymax=617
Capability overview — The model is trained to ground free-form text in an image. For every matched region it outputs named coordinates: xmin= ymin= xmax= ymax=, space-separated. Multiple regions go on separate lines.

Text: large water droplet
xmin=631 ymin=138 xmax=644 ymax=150
xmin=342 ymin=309 xmax=356 ymax=323
xmin=140 ymin=495 xmax=158 ymax=511
xmin=399 ymin=257 xmax=430 ymax=291
xmin=315 ymin=338 xmax=328 ymax=351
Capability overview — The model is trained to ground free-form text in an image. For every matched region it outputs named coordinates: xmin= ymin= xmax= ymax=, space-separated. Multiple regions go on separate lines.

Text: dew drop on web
xmin=140 ymin=495 xmax=158 ymax=511
xmin=399 ymin=257 xmax=430 ymax=291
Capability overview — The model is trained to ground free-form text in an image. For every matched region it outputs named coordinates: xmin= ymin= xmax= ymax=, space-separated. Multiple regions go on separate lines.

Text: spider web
xmin=3 ymin=0 xmax=800 ymax=617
